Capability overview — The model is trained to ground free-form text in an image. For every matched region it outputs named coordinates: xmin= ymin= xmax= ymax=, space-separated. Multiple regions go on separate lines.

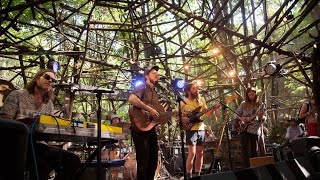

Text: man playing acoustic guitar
xmin=180 ymin=83 xmax=220 ymax=178
xmin=128 ymin=65 xmax=162 ymax=180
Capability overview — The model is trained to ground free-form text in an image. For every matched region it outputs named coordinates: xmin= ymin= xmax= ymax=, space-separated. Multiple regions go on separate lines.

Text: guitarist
xmin=128 ymin=65 xmax=161 ymax=180
xmin=235 ymin=87 xmax=266 ymax=169
xmin=180 ymin=83 xmax=220 ymax=178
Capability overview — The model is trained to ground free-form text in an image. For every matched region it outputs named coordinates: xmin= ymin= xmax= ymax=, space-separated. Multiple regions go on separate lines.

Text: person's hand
xmin=149 ymin=108 xmax=159 ymax=117
xmin=182 ymin=116 xmax=190 ymax=123
xmin=214 ymin=103 xmax=221 ymax=109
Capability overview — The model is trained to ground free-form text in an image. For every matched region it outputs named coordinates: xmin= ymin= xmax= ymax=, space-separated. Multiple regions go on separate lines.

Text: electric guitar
xmin=234 ymin=103 xmax=267 ymax=133
xmin=129 ymin=103 xmax=176 ymax=131
xmin=182 ymin=103 xmax=220 ymax=131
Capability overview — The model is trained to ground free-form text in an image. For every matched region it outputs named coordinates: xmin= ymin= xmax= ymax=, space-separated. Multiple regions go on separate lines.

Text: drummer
xmin=111 ymin=114 xmax=122 ymax=124
xmin=110 ymin=114 xmax=128 ymax=159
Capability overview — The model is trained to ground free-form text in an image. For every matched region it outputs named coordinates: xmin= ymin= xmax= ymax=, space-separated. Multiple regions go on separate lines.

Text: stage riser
xmin=190 ymin=156 xmax=320 ymax=180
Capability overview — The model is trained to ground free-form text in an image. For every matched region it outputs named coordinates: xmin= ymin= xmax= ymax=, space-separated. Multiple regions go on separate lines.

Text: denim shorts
xmin=186 ymin=130 xmax=205 ymax=146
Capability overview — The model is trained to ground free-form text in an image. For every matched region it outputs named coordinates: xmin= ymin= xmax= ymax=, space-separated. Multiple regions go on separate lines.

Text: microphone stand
xmin=71 ymin=88 xmax=113 ymax=180
xmin=214 ymin=102 xmax=240 ymax=171
xmin=220 ymin=103 xmax=233 ymax=171
xmin=171 ymin=88 xmax=187 ymax=180
xmin=177 ymin=95 xmax=187 ymax=180
xmin=161 ymin=77 xmax=187 ymax=179
xmin=93 ymin=89 xmax=114 ymax=180
xmin=96 ymin=91 xmax=103 ymax=180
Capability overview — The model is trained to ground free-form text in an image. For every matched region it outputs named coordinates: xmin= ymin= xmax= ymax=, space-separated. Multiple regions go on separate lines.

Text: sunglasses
xmin=42 ymin=74 xmax=57 ymax=83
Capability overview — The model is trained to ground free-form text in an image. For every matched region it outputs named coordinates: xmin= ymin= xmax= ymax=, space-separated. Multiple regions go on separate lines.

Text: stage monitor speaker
xmin=78 ymin=167 xmax=107 ymax=180
xmin=291 ymin=137 xmax=320 ymax=158
xmin=234 ymin=168 xmax=259 ymax=180
xmin=285 ymin=157 xmax=320 ymax=180
xmin=0 ymin=118 xmax=28 ymax=180
xmin=251 ymin=166 xmax=273 ymax=180
xmin=274 ymin=161 xmax=298 ymax=180
xmin=189 ymin=171 xmax=237 ymax=180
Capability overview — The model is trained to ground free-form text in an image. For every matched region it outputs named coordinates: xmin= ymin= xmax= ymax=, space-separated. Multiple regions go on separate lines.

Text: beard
xmin=36 ymin=83 xmax=50 ymax=92
xmin=191 ymin=91 xmax=199 ymax=99
xmin=150 ymin=79 xmax=158 ymax=85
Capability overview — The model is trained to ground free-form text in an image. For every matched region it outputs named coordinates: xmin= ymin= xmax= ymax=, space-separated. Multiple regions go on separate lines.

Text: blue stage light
xmin=132 ymin=74 xmax=144 ymax=89
xmin=47 ymin=60 xmax=60 ymax=72
xmin=172 ymin=78 xmax=185 ymax=91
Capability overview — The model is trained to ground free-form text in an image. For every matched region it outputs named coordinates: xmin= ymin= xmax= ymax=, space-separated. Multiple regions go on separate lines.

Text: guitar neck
xmin=195 ymin=105 xmax=218 ymax=118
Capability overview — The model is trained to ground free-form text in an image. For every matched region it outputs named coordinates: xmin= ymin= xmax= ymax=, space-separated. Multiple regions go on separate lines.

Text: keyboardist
xmin=0 ymin=69 xmax=80 ymax=180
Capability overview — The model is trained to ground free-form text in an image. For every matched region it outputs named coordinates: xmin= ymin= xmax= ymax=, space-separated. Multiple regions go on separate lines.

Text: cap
xmin=144 ymin=65 xmax=159 ymax=76
xmin=288 ymin=117 xmax=299 ymax=123
xmin=111 ymin=114 xmax=120 ymax=119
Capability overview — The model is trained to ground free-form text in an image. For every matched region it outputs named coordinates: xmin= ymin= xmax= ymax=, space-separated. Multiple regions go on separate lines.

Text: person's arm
xmin=235 ymin=102 xmax=245 ymax=121
xmin=203 ymin=98 xmax=221 ymax=118
xmin=0 ymin=90 xmax=19 ymax=120
xmin=285 ymin=127 xmax=290 ymax=140
xmin=128 ymin=93 xmax=159 ymax=117
xmin=299 ymin=103 xmax=309 ymax=120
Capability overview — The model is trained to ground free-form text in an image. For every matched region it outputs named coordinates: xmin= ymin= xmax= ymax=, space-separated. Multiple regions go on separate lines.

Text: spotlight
xmin=227 ymin=68 xmax=236 ymax=77
xmin=195 ymin=79 xmax=205 ymax=87
xmin=264 ymin=62 xmax=282 ymax=76
xmin=47 ymin=60 xmax=60 ymax=72
xmin=211 ymin=47 xmax=220 ymax=56
xmin=183 ymin=64 xmax=190 ymax=71
xmin=172 ymin=78 xmax=185 ymax=91
xmin=132 ymin=74 xmax=144 ymax=89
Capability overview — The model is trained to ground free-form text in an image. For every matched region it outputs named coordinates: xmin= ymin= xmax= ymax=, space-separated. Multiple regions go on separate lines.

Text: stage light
xmin=132 ymin=74 xmax=144 ymax=89
xmin=211 ymin=47 xmax=220 ymax=56
xmin=47 ymin=60 xmax=60 ymax=72
xmin=264 ymin=62 xmax=282 ymax=76
xmin=227 ymin=68 xmax=236 ymax=77
xmin=184 ymin=64 xmax=190 ymax=71
xmin=172 ymin=78 xmax=185 ymax=91
xmin=195 ymin=79 xmax=205 ymax=87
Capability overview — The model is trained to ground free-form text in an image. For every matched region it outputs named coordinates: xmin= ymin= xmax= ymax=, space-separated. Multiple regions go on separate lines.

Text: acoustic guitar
xmin=129 ymin=103 xmax=176 ymax=131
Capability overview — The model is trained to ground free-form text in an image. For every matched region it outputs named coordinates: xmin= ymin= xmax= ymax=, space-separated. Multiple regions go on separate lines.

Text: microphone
xmin=159 ymin=76 xmax=171 ymax=82
xmin=53 ymin=83 xmax=72 ymax=88
xmin=92 ymin=89 xmax=114 ymax=94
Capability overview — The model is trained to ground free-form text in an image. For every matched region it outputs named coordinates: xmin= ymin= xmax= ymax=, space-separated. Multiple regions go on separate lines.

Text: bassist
xmin=235 ymin=87 xmax=266 ymax=169
xmin=180 ymin=83 xmax=220 ymax=178
xmin=128 ymin=65 xmax=161 ymax=180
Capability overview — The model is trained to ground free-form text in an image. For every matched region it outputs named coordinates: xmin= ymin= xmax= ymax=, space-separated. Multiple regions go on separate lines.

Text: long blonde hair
xmin=26 ymin=69 xmax=54 ymax=103
xmin=243 ymin=87 xmax=259 ymax=111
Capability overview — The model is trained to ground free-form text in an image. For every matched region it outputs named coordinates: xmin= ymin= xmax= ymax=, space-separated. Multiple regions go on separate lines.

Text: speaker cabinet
xmin=190 ymin=171 xmax=237 ymax=180
xmin=290 ymin=137 xmax=320 ymax=157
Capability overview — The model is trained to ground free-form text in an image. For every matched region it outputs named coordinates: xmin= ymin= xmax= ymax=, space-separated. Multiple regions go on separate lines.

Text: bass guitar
xmin=182 ymin=103 xmax=220 ymax=131
xmin=129 ymin=103 xmax=176 ymax=131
